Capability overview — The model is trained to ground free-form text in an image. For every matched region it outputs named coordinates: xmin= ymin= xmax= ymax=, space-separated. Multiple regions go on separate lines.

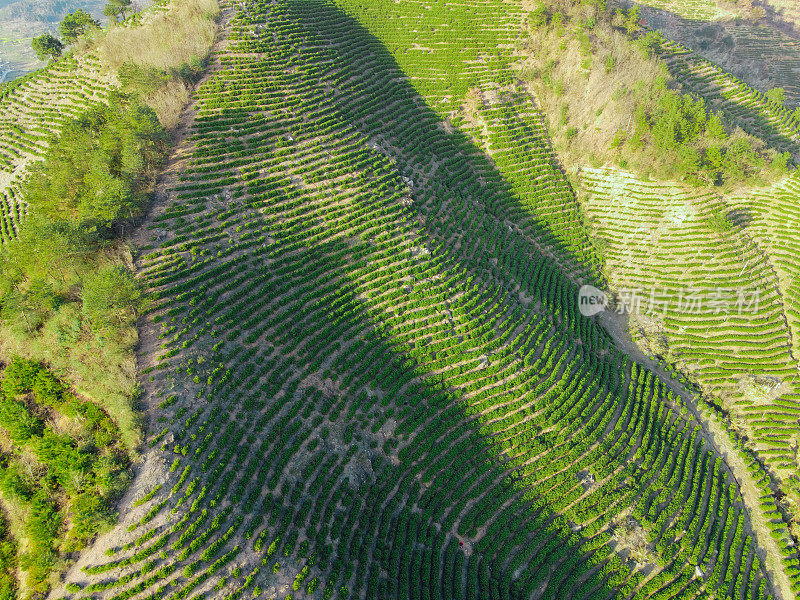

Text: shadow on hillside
xmin=255 ymin=1 xmax=757 ymax=597
xmin=727 ymin=207 xmax=754 ymax=228
xmin=754 ymin=0 xmax=800 ymax=40
xmin=231 ymin=2 xmax=631 ymax=595
xmin=133 ymin=1 xmax=767 ymax=598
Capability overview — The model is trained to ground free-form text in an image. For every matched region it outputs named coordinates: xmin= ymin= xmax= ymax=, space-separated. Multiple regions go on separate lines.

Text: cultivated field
xmin=0 ymin=0 xmax=796 ymax=599
xmin=0 ymin=52 xmax=111 ymax=241
xmin=47 ymin=0 xmax=796 ymax=599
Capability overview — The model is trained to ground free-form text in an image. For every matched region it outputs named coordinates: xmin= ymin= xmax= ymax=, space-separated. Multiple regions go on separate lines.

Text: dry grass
xmin=143 ymin=77 xmax=192 ymax=130
xmin=100 ymin=0 xmax=219 ymax=72
xmin=610 ymin=513 xmax=659 ymax=569
xmin=522 ymin=19 xmax=667 ymax=171
xmin=97 ymin=0 xmax=220 ymax=127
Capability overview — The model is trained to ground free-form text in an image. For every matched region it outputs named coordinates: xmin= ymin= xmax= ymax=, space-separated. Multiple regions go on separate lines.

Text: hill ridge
xmin=50 ymin=1 xmax=789 ymax=599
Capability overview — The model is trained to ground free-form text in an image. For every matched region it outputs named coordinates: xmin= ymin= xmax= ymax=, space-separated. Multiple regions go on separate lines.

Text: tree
xmin=624 ymin=6 xmax=641 ymax=35
xmin=104 ymin=0 xmax=132 ymax=22
xmin=770 ymin=151 xmax=790 ymax=172
xmin=65 ymin=493 xmax=115 ymax=548
xmin=59 ymin=10 xmax=99 ymax=44
xmin=31 ymin=34 xmax=63 ymax=61
xmin=765 ymin=87 xmax=786 ymax=107
xmin=637 ymin=30 xmax=664 ymax=55
xmin=703 ymin=145 xmax=724 ymax=184
xmin=21 ymin=97 xmax=167 ymax=229
xmin=0 ymin=217 xmax=73 ymax=332
xmin=706 ymin=209 xmax=734 ymax=235
xmin=706 ymin=113 xmax=726 ymax=139
xmin=677 ymin=145 xmax=701 ymax=178
xmin=0 ymin=215 xmax=91 ymax=288
xmin=0 ymin=279 xmax=58 ymax=334
xmin=81 ymin=265 xmax=145 ymax=334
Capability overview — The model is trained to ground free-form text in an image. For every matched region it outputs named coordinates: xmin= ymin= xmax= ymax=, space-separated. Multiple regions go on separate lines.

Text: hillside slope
xmin=0 ymin=1 xmax=218 ymax=596
xmin=515 ymin=0 xmax=800 ymax=579
xmin=0 ymin=52 xmax=111 ymax=241
xmin=49 ymin=1 xmax=797 ymax=599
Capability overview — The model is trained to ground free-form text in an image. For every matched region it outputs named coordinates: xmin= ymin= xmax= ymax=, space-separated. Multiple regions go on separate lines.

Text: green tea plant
xmin=58 ymin=1 xmax=786 ymax=599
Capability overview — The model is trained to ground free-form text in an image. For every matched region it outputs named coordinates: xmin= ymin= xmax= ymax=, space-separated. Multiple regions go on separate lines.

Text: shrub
xmin=31 ymin=34 xmax=64 ymax=61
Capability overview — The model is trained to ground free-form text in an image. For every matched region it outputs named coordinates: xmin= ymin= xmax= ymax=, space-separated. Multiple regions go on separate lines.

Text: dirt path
xmin=132 ymin=0 xmax=236 ymax=371
xmin=597 ymin=307 xmax=794 ymax=600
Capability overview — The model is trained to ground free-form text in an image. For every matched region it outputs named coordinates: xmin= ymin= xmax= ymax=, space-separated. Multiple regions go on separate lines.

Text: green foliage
xmin=707 ymin=113 xmax=726 ymax=139
xmin=21 ymin=494 xmax=60 ymax=587
xmin=0 ymin=358 xmax=129 ymax=591
xmin=644 ymin=90 xmax=709 ymax=149
xmin=0 ymin=359 xmax=41 ymax=397
xmin=31 ymin=34 xmax=64 ymax=61
xmin=306 ymin=577 xmax=320 ymax=593
xmin=623 ymin=5 xmax=641 ymax=34
xmin=528 ymin=0 xmax=793 ymax=187
xmin=22 ymin=95 xmax=167 ymax=229
xmin=771 ymin=151 xmax=790 ymax=171
xmin=0 ymin=98 xmax=164 ymax=456
xmin=82 ymin=266 xmax=146 ymax=335
xmin=765 ymin=87 xmax=786 ymax=108
xmin=0 ymin=215 xmax=91 ymax=290
xmin=628 ymin=86 xmax=782 ymax=185
xmin=105 ymin=0 xmax=133 ymax=21
xmin=637 ymin=30 xmax=664 ymax=56
xmin=59 ymin=9 xmax=100 ymax=44
xmin=529 ymin=2 xmax=548 ymax=27
xmin=175 ymin=58 xmax=207 ymax=83
xmin=706 ymin=209 xmax=735 ymax=234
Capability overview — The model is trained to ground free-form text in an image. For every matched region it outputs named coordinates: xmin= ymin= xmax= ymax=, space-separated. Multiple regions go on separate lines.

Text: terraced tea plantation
xmin=730 ymin=174 xmax=800 ymax=357
xmin=0 ymin=0 xmax=798 ymax=598
xmin=573 ymin=0 xmax=800 ymax=497
xmin=29 ymin=0 xmax=796 ymax=599
xmin=0 ymin=52 xmax=110 ymax=240
xmin=581 ymin=167 xmax=800 ymax=467
xmin=654 ymin=39 xmax=800 ymax=157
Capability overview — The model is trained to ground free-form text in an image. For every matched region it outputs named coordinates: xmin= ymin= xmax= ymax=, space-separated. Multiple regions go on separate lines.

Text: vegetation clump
xmin=524 ymin=0 xmax=793 ymax=186
xmin=22 ymin=96 xmax=167 ymax=228
xmin=105 ymin=0 xmax=133 ymax=22
xmin=30 ymin=34 xmax=63 ymax=62
xmin=59 ymin=9 xmax=100 ymax=45
xmin=29 ymin=9 xmax=99 ymax=64
xmin=0 ymin=95 xmax=167 ymax=449
xmin=0 ymin=358 xmax=130 ymax=596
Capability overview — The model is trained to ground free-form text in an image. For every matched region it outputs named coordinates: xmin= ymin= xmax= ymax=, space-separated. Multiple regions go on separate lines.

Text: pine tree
xmin=59 ymin=10 xmax=99 ymax=44
xmin=31 ymin=34 xmax=63 ymax=61
xmin=105 ymin=0 xmax=133 ymax=22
